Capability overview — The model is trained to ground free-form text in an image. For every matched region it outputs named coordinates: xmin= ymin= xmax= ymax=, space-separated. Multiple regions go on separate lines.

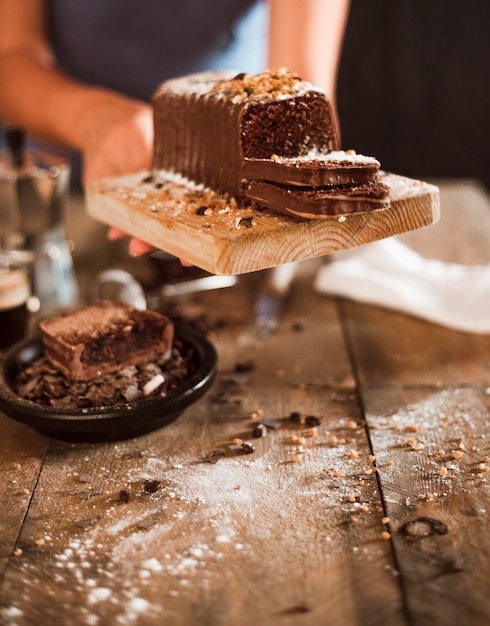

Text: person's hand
xmin=81 ymin=93 xmax=153 ymax=183
xmin=108 ymin=227 xmax=192 ymax=265
xmin=107 ymin=227 xmax=157 ymax=256
xmin=80 ymin=92 xmax=192 ymax=265
xmin=80 ymin=93 xmax=160 ymax=255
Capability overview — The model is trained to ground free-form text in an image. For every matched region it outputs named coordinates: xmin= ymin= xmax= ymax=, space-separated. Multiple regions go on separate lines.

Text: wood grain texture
xmin=0 ymin=180 xmax=488 ymax=626
xmin=85 ymin=172 xmax=440 ymax=274
xmin=363 ymin=385 xmax=490 ymax=626
xmin=0 ymin=414 xmax=48 ymax=581
xmin=0 ymin=271 xmax=406 ymax=626
xmin=336 ymin=180 xmax=490 ymax=626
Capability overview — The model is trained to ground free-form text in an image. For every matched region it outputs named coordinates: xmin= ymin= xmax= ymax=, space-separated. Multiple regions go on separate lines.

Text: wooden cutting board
xmin=86 ymin=171 xmax=440 ymax=275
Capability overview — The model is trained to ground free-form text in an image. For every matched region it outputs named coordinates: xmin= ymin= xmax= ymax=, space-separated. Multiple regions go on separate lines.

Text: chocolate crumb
xmin=117 ymin=489 xmax=130 ymax=504
xmin=233 ymin=360 xmax=255 ymax=373
xmin=253 ymin=423 xmax=268 ymax=438
xmin=143 ymin=480 xmax=161 ymax=493
xmin=203 ymin=450 xmax=225 ymax=464
xmin=241 ymin=442 xmax=255 ymax=454
xmin=237 ymin=216 xmax=253 ymax=229
xmin=305 ymin=415 xmax=321 ymax=427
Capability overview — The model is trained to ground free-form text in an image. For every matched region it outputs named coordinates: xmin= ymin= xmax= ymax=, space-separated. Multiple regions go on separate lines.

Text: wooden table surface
xmin=0 ymin=179 xmax=489 ymax=626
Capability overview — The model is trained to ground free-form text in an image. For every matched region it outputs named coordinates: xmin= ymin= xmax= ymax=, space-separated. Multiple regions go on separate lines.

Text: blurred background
xmin=337 ymin=0 xmax=489 ymax=189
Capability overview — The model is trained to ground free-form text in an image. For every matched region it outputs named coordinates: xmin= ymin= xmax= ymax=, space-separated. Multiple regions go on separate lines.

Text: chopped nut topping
xmin=405 ymin=424 xmax=421 ymax=433
xmin=211 ymin=69 xmax=305 ymax=102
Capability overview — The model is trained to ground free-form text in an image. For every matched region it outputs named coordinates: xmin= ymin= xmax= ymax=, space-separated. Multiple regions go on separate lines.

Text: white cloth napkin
xmin=314 ymin=237 xmax=490 ymax=334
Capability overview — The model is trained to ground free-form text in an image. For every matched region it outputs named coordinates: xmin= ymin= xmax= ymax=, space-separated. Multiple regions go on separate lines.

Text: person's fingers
xmin=128 ymin=238 xmax=157 ymax=256
xmin=107 ymin=227 xmax=127 ymax=240
xmin=109 ymin=229 xmax=193 ymax=266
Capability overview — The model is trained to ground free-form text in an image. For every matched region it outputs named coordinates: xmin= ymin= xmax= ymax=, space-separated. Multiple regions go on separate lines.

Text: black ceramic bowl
xmin=0 ymin=324 xmax=217 ymax=442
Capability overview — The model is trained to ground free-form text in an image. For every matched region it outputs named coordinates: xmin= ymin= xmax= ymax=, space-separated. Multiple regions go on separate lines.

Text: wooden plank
xmin=363 ymin=385 xmax=490 ymax=626
xmin=0 ymin=414 xmax=49 ymax=580
xmin=2 ymin=179 xmax=486 ymax=625
xmin=85 ymin=172 xmax=440 ymax=275
xmin=335 ymin=180 xmax=490 ymax=625
xmin=0 ymin=387 xmax=407 ymax=626
xmin=340 ymin=302 xmax=490 ymax=387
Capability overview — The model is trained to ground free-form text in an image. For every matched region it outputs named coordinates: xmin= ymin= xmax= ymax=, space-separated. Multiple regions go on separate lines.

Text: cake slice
xmin=40 ymin=301 xmax=174 ymax=381
xmin=243 ymin=150 xmax=381 ymax=188
xmin=246 ymin=179 xmax=390 ymax=218
xmin=151 ymin=70 xmax=391 ymax=219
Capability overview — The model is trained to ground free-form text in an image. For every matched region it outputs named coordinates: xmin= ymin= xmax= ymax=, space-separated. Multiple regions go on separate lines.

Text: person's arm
xmin=267 ymin=0 xmax=350 ymax=100
xmin=0 ymin=0 xmax=153 ymax=183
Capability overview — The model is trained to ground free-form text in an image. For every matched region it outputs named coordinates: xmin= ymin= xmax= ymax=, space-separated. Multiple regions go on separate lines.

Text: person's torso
xmin=47 ymin=0 xmax=268 ymax=101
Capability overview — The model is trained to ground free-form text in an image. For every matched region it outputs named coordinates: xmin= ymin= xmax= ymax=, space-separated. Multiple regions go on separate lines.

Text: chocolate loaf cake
xmin=40 ymin=301 xmax=174 ymax=381
xmin=152 ymin=69 xmax=339 ymax=199
xmin=151 ymin=69 xmax=389 ymax=218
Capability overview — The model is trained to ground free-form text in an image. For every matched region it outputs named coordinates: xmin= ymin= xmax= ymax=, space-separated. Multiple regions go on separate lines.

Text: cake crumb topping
xmin=211 ymin=68 xmax=310 ymax=102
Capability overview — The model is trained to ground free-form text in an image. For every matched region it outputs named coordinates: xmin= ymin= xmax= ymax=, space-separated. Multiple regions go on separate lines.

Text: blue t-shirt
xmin=47 ymin=0 xmax=268 ymax=101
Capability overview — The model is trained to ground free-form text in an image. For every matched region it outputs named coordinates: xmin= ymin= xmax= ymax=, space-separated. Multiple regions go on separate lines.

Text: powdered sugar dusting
xmin=271 ymin=149 xmax=380 ymax=166
xmin=2 ymin=406 xmax=392 ymax=624
xmin=2 ymin=385 xmax=485 ymax=623
xmin=384 ymin=171 xmax=439 ymax=200
xmin=368 ymin=387 xmax=490 ymax=506
xmin=154 ymin=69 xmax=321 ymax=103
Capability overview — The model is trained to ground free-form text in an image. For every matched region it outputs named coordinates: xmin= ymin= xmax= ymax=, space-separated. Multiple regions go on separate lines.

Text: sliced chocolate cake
xmin=40 ymin=301 xmax=174 ymax=381
xmin=152 ymin=69 xmax=339 ymax=199
xmin=246 ymin=179 xmax=391 ymax=219
xmin=151 ymin=69 xmax=389 ymax=218
xmin=243 ymin=150 xmax=381 ymax=188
